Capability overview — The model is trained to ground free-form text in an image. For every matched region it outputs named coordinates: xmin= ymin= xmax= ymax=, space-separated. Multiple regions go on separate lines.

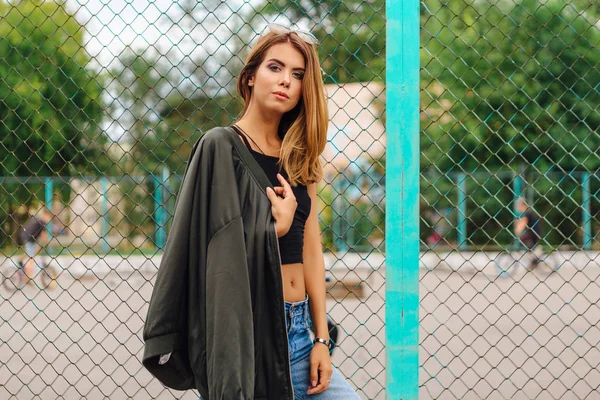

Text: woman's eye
xmin=269 ymin=65 xmax=303 ymax=80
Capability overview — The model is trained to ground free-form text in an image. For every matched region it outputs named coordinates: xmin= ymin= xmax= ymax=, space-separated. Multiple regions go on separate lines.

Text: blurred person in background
xmin=17 ymin=205 xmax=65 ymax=281
xmin=514 ymin=197 xmax=543 ymax=260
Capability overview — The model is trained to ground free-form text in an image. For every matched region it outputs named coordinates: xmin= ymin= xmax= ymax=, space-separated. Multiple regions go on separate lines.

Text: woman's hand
xmin=266 ymin=173 xmax=297 ymax=237
xmin=306 ymin=342 xmax=333 ymax=395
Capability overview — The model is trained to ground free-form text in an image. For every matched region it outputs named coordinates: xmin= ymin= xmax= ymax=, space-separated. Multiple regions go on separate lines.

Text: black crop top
xmin=232 ymin=125 xmax=311 ymax=264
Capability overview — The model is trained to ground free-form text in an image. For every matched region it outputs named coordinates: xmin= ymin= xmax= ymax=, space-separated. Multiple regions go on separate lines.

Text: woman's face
xmin=249 ymin=41 xmax=305 ymax=115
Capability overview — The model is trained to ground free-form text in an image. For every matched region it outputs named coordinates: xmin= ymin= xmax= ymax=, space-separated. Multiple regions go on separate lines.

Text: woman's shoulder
xmin=184 ymin=126 xmax=236 ymax=167
xmin=199 ymin=126 xmax=234 ymax=147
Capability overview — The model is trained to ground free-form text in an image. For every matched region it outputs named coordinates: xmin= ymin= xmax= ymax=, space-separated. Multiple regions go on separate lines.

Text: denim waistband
xmin=284 ymin=293 xmax=309 ymax=319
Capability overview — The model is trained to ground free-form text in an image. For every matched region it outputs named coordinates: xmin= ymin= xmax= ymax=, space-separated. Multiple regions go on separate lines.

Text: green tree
xmin=422 ymin=0 xmax=600 ymax=174
xmin=0 ymin=0 xmax=110 ymax=246
xmin=0 ymin=0 xmax=106 ymax=178
xmin=107 ymin=48 xmax=170 ymax=175
xmin=249 ymin=0 xmax=385 ymax=84
xmin=421 ymin=0 xmax=600 ymax=246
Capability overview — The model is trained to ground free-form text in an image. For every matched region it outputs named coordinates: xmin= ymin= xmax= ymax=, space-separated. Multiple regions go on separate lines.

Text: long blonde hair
xmin=236 ymin=31 xmax=328 ymax=186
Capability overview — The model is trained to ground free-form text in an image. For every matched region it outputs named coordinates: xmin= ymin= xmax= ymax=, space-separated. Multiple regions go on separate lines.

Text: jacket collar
xmin=224 ymin=125 xmax=275 ymax=192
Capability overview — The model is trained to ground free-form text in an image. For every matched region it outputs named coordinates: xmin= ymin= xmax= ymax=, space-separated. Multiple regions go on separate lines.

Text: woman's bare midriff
xmin=282 ymin=262 xmax=306 ymax=302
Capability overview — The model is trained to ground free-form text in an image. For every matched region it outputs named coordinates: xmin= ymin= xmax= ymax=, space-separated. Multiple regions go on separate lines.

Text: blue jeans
xmin=285 ymin=295 xmax=360 ymax=400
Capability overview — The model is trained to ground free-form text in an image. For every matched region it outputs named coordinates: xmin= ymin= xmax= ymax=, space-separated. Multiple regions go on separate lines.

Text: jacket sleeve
xmin=142 ymin=129 xmax=255 ymax=398
xmin=141 ymin=138 xmax=201 ymax=390
xmin=199 ymin=130 xmax=255 ymax=398
xmin=205 ymin=215 xmax=255 ymax=399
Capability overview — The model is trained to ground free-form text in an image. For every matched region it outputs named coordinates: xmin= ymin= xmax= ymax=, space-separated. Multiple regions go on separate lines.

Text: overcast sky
xmin=67 ymin=0 xmax=297 ymax=70
xmin=61 ymin=0 xmax=305 ymax=140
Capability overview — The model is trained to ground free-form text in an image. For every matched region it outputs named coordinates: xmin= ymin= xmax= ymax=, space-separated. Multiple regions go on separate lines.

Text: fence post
xmin=45 ymin=177 xmax=53 ymax=238
xmin=582 ymin=172 xmax=592 ymax=250
xmin=512 ymin=172 xmax=524 ymax=247
xmin=334 ymin=174 xmax=348 ymax=252
xmin=386 ymin=0 xmax=419 ymax=398
xmin=159 ymin=166 xmax=169 ymax=249
xmin=154 ymin=167 xmax=169 ymax=250
xmin=456 ymin=173 xmax=467 ymax=250
xmin=100 ymin=176 xmax=109 ymax=253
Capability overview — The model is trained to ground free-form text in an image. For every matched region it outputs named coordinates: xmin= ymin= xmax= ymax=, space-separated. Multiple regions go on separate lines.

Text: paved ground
xmin=0 ymin=251 xmax=598 ymax=399
xmin=420 ymin=250 xmax=600 ymax=400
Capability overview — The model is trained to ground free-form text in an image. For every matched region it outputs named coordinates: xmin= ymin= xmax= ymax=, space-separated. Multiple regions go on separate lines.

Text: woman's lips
xmin=273 ymin=92 xmax=289 ymax=100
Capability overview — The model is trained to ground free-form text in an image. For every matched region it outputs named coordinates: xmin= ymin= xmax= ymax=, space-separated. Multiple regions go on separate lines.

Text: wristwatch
xmin=313 ymin=337 xmax=332 ymax=349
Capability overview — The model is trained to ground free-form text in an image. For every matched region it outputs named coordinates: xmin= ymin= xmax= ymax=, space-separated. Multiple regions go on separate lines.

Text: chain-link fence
xmin=0 ymin=1 xmax=385 ymax=399
xmin=3 ymin=0 xmax=599 ymax=399
xmin=421 ymin=0 xmax=600 ymax=398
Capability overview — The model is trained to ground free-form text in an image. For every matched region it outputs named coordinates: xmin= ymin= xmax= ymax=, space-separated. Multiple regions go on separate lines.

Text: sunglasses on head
xmin=262 ymin=22 xmax=318 ymax=46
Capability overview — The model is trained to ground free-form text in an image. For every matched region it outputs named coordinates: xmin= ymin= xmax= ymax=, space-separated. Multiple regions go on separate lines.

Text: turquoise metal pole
xmin=513 ymin=173 xmax=522 ymax=206
xmin=156 ymin=167 xmax=169 ymax=249
xmin=386 ymin=0 xmax=419 ymax=398
xmin=153 ymin=174 xmax=160 ymax=250
xmin=456 ymin=173 xmax=467 ymax=250
xmin=334 ymin=175 xmax=348 ymax=252
xmin=100 ymin=177 xmax=109 ymax=253
xmin=153 ymin=172 xmax=168 ymax=250
xmin=45 ymin=177 xmax=53 ymax=239
xmin=582 ymin=172 xmax=591 ymax=250
xmin=513 ymin=173 xmax=523 ymax=247
xmin=345 ymin=173 xmax=355 ymax=249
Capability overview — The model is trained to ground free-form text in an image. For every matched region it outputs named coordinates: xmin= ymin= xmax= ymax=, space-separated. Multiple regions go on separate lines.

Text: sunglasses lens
xmin=297 ymin=31 xmax=317 ymax=45
xmin=268 ymin=23 xmax=289 ymax=34
xmin=264 ymin=23 xmax=318 ymax=45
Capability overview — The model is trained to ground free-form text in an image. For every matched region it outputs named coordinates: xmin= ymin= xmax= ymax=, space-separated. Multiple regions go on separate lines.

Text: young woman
xmin=142 ymin=22 xmax=361 ymax=400
xmin=231 ymin=23 xmax=360 ymax=399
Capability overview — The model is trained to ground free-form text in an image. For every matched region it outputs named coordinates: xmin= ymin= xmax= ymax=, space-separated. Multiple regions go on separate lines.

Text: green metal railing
xmin=2 ymin=0 xmax=599 ymax=398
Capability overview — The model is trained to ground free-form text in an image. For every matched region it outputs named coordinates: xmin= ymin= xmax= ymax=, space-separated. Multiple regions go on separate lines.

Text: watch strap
xmin=313 ymin=337 xmax=332 ymax=349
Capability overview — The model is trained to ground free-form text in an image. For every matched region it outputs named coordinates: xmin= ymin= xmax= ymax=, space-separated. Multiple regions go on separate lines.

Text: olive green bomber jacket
xmin=142 ymin=126 xmax=294 ymax=400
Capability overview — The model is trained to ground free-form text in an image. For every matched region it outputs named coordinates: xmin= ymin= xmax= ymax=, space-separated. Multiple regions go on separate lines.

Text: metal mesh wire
xmin=421 ymin=0 xmax=600 ymax=398
xmin=4 ymin=0 xmax=598 ymax=398
xmin=0 ymin=1 xmax=385 ymax=399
